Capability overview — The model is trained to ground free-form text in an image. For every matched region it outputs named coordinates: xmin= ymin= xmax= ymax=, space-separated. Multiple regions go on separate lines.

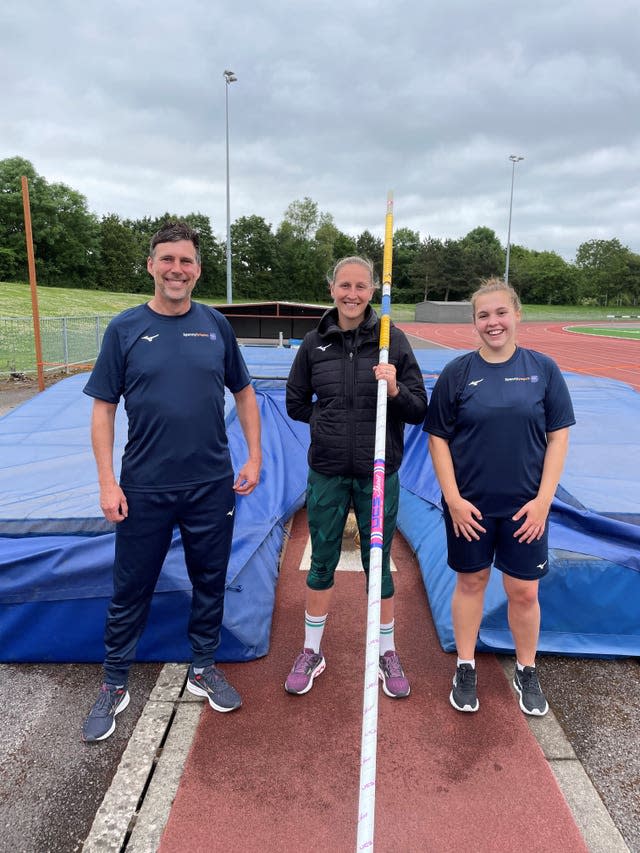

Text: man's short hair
xmin=149 ymin=221 xmax=201 ymax=264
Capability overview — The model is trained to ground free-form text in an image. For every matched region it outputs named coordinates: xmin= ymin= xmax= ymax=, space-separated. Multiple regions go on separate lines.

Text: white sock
xmin=516 ymin=661 xmax=532 ymax=671
xmin=379 ymin=620 xmax=395 ymax=655
xmin=457 ymin=657 xmax=475 ymax=669
xmin=304 ymin=611 xmax=327 ymax=653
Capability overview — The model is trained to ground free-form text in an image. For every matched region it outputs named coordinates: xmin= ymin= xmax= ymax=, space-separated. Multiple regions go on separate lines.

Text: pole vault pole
xmin=356 ymin=191 xmax=394 ymax=851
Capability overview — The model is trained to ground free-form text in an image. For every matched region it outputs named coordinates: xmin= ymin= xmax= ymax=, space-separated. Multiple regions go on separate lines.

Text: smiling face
xmin=147 ymin=239 xmax=201 ymax=315
xmin=330 ymin=261 xmax=375 ymax=330
xmin=473 ymin=289 xmax=521 ymax=362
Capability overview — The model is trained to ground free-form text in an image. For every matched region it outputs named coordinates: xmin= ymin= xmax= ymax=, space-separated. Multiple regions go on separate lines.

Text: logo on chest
xmin=182 ymin=332 xmax=217 ymax=341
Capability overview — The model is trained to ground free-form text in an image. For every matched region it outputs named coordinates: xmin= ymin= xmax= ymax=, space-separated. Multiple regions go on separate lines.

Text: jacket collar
xmin=317 ymin=304 xmax=378 ymax=339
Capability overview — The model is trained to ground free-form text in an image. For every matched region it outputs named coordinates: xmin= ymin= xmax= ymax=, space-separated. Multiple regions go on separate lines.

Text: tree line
xmin=1 ymin=156 xmax=639 ymax=306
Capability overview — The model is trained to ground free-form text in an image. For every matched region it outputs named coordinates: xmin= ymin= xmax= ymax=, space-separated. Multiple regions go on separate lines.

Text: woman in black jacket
xmin=284 ymin=256 xmax=428 ymax=698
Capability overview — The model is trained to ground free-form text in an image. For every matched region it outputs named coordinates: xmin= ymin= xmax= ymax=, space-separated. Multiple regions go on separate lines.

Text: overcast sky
xmin=2 ymin=0 xmax=638 ymax=261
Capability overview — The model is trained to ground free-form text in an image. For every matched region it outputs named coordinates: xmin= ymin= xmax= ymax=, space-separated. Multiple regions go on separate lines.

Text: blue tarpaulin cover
xmin=0 ymin=369 xmax=308 ymax=662
xmin=0 ymin=346 xmax=638 ymax=661
xmin=398 ymin=353 xmax=640 ymax=658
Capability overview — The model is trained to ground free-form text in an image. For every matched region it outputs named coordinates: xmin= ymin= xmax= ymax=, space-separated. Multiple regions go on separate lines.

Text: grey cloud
xmin=1 ymin=0 xmax=638 ymax=260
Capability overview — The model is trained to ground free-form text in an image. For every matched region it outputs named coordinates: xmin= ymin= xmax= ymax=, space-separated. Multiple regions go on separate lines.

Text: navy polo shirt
xmin=84 ymin=302 xmax=251 ymax=491
xmin=424 ymin=348 xmax=575 ymax=516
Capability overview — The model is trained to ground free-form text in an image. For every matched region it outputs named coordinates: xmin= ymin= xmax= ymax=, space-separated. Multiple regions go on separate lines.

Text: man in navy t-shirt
xmin=81 ymin=221 xmax=262 ymax=742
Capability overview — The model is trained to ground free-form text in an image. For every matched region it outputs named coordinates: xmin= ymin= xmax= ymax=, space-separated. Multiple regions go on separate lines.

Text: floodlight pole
xmin=504 ymin=154 xmax=524 ymax=284
xmin=224 ymin=69 xmax=237 ymax=304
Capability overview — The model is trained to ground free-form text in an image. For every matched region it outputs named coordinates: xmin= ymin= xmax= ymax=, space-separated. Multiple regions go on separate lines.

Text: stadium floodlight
xmin=224 ymin=70 xmax=238 ymax=303
xmin=505 ymin=154 xmax=524 ymax=285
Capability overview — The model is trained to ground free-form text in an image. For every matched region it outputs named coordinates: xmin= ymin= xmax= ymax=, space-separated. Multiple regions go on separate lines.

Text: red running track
xmin=160 ymin=512 xmax=587 ymax=853
xmin=399 ymin=322 xmax=640 ymax=390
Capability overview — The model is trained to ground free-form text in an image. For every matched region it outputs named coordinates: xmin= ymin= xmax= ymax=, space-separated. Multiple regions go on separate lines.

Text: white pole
xmin=356 ymin=192 xmax=394 ymax=852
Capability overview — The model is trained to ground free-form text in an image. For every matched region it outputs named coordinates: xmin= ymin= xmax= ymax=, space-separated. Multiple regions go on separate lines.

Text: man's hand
xmin=100 ymin=482 xmax=128 ymax=522
xmin=233 ymin=458 xmax=261 ymax=495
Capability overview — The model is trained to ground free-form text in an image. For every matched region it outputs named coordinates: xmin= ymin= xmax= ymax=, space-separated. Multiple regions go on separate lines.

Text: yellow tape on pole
xmin=378 ymin=192 xmax=393 ymax=351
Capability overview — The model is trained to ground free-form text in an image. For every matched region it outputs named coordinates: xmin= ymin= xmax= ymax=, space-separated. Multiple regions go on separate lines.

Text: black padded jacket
xmin=286 ymin=305 xmax=428 ymax=477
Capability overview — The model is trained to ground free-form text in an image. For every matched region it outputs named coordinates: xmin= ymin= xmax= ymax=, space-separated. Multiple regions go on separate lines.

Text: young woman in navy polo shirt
xmin=425 ymin=278 xmax=575 ymax=716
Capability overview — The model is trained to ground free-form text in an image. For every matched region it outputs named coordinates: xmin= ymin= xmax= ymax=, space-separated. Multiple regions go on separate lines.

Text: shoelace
xmin=94 ymin=685 xmax=120 ymax=712
xmin=293 ymin=651 xmax=316 ymax=673
xmin=384 ymin=653 xmax=403 ymax=678
xmin=457 ymin=666 xmax=475 ymax=686
xmin=201 ymin=665 xmax=224 ymax=683
xmin=520 ymin=670 xmax=542 ymax=694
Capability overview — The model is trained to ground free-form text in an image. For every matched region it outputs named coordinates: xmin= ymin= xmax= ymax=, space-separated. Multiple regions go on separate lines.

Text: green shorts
xmin=305 ymin=468 xmax=400 ymax=599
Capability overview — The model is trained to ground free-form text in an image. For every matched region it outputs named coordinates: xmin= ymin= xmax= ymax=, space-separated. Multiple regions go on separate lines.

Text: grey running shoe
xmin=284 ymin=648 xmax=326 ymax=694
xmin=378 ymin=650 xmax=411 ymax=698
xmin=187 ymin=663 xmax=242 ymax=712
xmin=513 ymin=666 xmax=549 ymax=716
xmin=450 ymin=663 xmax=479 ymax=712
xmin=82 ymin=683 xmax=130 ymax=742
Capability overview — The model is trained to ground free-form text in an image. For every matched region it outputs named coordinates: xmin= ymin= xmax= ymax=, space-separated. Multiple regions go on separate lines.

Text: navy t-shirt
xmin=423 ymin=348 xmax=575 ymax=516
xmin=83 ymin=302 xmax=251 ymax=491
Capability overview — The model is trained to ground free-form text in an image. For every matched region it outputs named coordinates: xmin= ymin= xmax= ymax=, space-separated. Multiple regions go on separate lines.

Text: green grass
xmin=3 ymin=281 xmax=636 ymax=322
xmin=0 ymin=281 xmax=149 ymax=318
xmin=1 ymin=280 xmax=638 ymax=375
xmin=389 ymin=303 xmax=640 ymax=323
xmin=565 ymin=325 xmax=640 ymax=339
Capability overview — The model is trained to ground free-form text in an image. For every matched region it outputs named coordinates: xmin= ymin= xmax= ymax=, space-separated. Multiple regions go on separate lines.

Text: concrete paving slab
xmin=550 ymin=761 xmax=631 ymax=853
xmin=82 ymin=665 xmax=187 ymax=852
xmin=127 ymin=701 xmax=203 ymax=853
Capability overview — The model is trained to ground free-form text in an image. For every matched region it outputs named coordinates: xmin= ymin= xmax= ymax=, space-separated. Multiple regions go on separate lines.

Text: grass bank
xmin=0 ymin=281 xmax=631 ymax=323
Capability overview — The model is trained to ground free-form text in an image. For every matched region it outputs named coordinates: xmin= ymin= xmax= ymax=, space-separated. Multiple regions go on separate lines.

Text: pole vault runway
xmin=400 ymin=321 xmax=640 ymax=390
xmin=159 ymin=511 xmax=587 ymax=853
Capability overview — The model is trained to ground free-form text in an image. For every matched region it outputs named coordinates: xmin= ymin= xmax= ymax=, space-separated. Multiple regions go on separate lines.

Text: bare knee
xmin=456 ymin=569 xmax=490 ymax=597
xmin=504 ymin=576 xmax=539 ymax=608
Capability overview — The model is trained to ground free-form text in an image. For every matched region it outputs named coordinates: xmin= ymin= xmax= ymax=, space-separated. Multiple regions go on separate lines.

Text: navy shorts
xmin=442 ymin=501 xmax=550 ymax=581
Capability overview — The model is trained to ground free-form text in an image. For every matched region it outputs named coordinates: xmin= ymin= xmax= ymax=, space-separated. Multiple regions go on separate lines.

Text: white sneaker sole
xmin=449 ymin=685 xmax=479 ymax=712
xmin=187 ymin=679 xmax=242 ymax=712
xmin=378 ymin=668 xmax=411 ymax=698
xmin=513 ymin=678 xmax=549 ymax=716
xmin=284 ymin=657 xmax=326 ymax=695
xmin=84 ymin=690 xmax=131 ymax=742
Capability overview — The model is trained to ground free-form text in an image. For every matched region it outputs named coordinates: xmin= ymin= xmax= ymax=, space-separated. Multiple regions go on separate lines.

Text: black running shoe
xmin=187 ymin=663 xmax=242 ymax=712
xmin=82 ymin=683 xmax=130 ymax=742
xmin=513 ymin=666 xmax=549 ymax=716
xmin=449 ymin=663 xmax=479 ymax=712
